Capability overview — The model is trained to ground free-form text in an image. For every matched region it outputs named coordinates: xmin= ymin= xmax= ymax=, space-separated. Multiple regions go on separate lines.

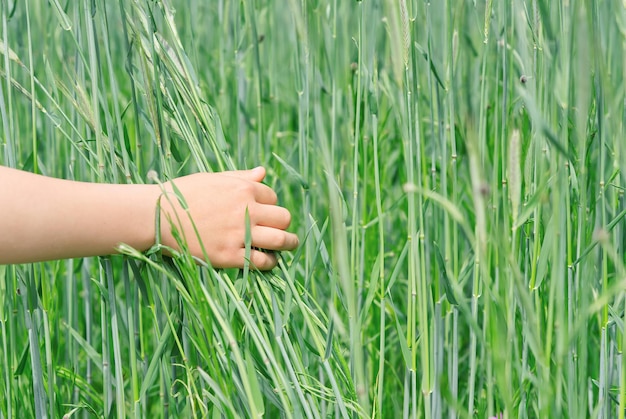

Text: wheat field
xmin=1 ymin=1 xmax=625 ymax=418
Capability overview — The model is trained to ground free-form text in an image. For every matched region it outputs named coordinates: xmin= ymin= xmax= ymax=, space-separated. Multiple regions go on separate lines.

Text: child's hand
xmin=158 ymin=167 xmax=298 ymax=270
xmin=0 ymin=165 xmax=297 ymax=268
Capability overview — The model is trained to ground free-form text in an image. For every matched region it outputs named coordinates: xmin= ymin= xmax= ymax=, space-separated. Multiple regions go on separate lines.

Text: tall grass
xmin=0 ymin=0 xmax=625 ymax=418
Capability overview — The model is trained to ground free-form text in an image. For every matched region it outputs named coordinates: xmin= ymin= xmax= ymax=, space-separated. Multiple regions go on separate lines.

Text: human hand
xmin=157 ymin=167 xmax=298 ymax=270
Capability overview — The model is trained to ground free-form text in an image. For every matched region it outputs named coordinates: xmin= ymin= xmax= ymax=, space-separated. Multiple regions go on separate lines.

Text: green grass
xmin=1 ymin=0 xmax=625 ymax=417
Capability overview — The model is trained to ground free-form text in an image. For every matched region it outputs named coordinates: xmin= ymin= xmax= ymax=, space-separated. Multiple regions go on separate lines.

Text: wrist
xmin=132 ymin=183 xmax=163 ymax=253
xmin=107 ymin=182 xmax=162 ymax=255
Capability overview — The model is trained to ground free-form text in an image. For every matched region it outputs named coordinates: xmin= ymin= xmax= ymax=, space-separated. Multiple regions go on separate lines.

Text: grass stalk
xmin=372 ymin=90 xmax=386 ymax=418
xmin=25 ymin=1 xmax=36 ymax=174
xmin=104 ymin=257 xmax=127 ymax=418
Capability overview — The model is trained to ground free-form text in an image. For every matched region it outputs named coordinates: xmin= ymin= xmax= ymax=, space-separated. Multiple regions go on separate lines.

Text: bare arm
xmin=0 ymin=166 xmax=298 ymax=269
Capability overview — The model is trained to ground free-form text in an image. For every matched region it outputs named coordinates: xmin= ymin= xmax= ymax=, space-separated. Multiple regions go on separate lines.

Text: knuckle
xmin=212 ymin=251 xmax=229 ymax=268
xmin=235 ymin=181 xmax=256 ymax=197
xmin=254 ymin=252 xmax=276 ymax=270
xmin=244 ymin=182 xmax=257 ymax=195
xmin=246 ymin=204 xmax=259 ymax=221
xmin=274 ymin=232 xmax=287 ymax=248
xmin=233 ymin=205 xmax=250 ymax=223
xmin=282 ymin=208 xmax=292 ymax=227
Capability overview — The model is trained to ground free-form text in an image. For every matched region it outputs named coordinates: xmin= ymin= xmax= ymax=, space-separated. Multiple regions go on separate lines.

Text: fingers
xmin=250 ymin=204 xmax=291 ymax=230
xmin=250 ymin=225 xmax=299 ymax=251
xmin=210 ymin=248 xmax=277 ymax=270
xmin=250 ymin=249 xmax=277 ymax=270
xmin=248 ymin=203 xmax=297 ymax=250
xmin=252 ymin=183 xmax=278 ymax=205
xmin=238 ymin=248 xmax=278 ymax=271
xmin=221 ymin=167 xmax=277 ymax=204
xmin=224 ymin=166 xmax=266 ymax=182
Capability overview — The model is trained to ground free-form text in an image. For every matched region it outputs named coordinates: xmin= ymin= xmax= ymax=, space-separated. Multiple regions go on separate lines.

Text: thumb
xmin=227 ymin=166 xmax=266 ymax=182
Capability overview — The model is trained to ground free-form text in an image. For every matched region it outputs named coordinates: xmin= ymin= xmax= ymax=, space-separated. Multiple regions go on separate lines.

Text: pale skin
xmin=0 ymin=165 xmax=298 ymax=270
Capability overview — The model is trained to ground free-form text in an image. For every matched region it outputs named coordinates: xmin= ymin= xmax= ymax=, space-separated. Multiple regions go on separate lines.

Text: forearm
xmin=0 ymin=166 xmax=298 ymax=269
xmin=0 ymin=166 xmax=158 ymax=264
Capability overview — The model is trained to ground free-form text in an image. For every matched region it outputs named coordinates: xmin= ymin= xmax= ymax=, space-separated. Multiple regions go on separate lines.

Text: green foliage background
xmin=1 ymin=0 xmax=626 ymax=418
